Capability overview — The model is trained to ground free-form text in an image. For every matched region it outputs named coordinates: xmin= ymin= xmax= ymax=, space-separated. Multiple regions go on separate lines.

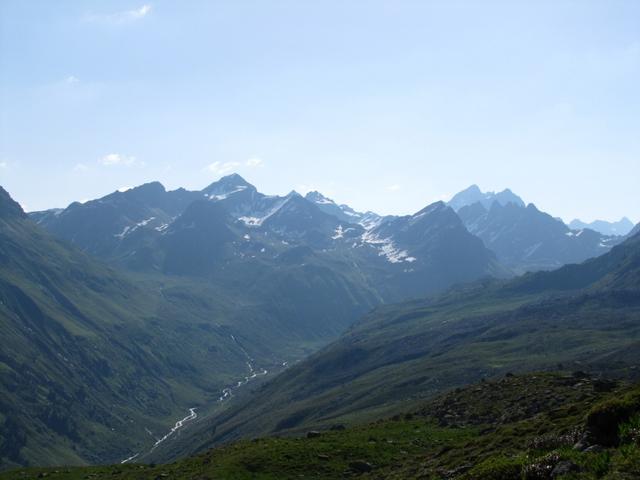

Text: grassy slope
xmin=0 ymin=206 xmax=378 ymax=469
xmin=0 ymin=212 xmax=273 ymax=468
xmin=3 ymin=372 xmax=639 ymax=479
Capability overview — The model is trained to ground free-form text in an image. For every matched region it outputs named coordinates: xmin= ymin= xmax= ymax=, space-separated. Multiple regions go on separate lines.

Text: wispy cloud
xmin=65 ymin=75 xmax=80 ymax=84
xmin=99 ymin=153 xmax=143 ymax=167
xmin=0 ymin=161 xmax=7 ymax=169
xmin=246 ymin=157 xmax=264 ymax=167
xmin=205 ymin=161 xmax=241 ymax=176
xmin=386 ymin=184 xmax=401 ymax=192
xmin=85 ymin=4 xmax=152 ymax=25
xmin=73 ymin=163 xmax=90 ymax=172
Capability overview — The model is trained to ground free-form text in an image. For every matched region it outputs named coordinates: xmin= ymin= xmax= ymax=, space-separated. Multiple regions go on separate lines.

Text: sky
xmin=0 ymin=1 xmax=639 ymax=223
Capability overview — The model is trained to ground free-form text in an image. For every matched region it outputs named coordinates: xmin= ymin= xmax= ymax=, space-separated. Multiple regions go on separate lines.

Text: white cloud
xmin=65 ymin=75 xmax=79 ymax=84
xmin=0 ymin=162 xmax=7 ymax=169
xmin=99 ymin=153 xmax=141 ymax=167
xmin=386 ymin=184 xmax=401 ymax=192
xmin=130 ymin=4 xmax=152 ymax=19
xmin=85 ymin=4 xmax=152 ymax=24
xmin=117 ymin=186 xmax=133 ymax=192
xmin=205 ymin=161 xmax=241 ymax=176
xmin=73 ymin=163 xmax=89 ymax=172
xmin=246 ymin=157 xmax=264 ymax=167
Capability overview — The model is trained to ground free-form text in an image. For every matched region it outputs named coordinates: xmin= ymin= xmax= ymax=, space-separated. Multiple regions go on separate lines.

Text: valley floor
xmin=3 ymin=372 xmax=639 ymax=479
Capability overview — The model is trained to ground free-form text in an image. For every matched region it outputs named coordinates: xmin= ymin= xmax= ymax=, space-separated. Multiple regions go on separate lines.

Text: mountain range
xmin=2 ymin=177 xmax=638 ymax=474
xmin=30 ymin=175 xmax=505 ymax=302
xmin=448 ymin=185 xmax=620 ymax=273
xmin=32 ymin=177 xmax=622 ymax=280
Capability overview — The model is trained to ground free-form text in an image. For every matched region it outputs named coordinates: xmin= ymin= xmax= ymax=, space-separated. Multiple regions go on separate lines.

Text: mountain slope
xmin=30 ymin=182 xmax=200 ymax=269
xmin=5 ymin=373 xmax=640 ymax=479
xmin=458 ymin=201 xmax=617 ymax=272
xmin=0 ymin=188 xmax=254 ymax=468
xmin=157 ymin=230 xmax=640 ymax=462
xmin=0 ymin=187 xmax=380 ymax=470
xmin=358 ymin=201 xmax=506 ymax=298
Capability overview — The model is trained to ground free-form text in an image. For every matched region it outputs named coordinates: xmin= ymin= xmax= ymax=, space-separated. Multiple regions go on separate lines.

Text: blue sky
xmin=1 ymin=1 xmax=638 ymax=223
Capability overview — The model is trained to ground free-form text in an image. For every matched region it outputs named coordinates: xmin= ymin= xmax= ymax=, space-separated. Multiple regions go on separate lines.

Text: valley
xmin=1 ymin=178 xmax=639 ymax=477
xmin=2 ymin=4 xmax=639 ymax=478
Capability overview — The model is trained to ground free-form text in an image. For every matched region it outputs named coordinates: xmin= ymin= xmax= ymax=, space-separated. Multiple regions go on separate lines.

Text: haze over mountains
xmin=1 ymin=176 xmax=639 ymax=473
xmin=31 ymin=175 xmax=627 ymax=279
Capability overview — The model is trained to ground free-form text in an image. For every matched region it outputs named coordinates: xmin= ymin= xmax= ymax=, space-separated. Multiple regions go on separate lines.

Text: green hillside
xmin=2 ymin=372 xmax=639 ymax=479
xmin=0 ymin=188 xmax=378 ymax=469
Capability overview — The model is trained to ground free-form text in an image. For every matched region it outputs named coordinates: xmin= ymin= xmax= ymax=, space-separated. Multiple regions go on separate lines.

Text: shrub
xmin=619 ymin=413 xmax=640 ymax=445
xmin=522 ymin=453 xmax=560 ymax=480
xmin=586 ymin=388 xmax=640 ymax=446
xmin=465 ymin=456 xmax=523 ymax=480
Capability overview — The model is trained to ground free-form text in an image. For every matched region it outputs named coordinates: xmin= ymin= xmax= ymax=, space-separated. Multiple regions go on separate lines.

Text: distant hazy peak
xmin=569 ymin=217 xmax=635 ymax=237
xmin=448 ymin=185 xmax=525 ymax=212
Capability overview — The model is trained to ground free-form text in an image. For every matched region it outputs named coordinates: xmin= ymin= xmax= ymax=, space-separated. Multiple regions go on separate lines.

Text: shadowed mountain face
xmin=570 ymin=217 xmax=635 ymax=237
xmin=448 ymin=185 xmax=621 ymax=273
xmin=154 ymin=231 xmax=640 ymax=463
xmin=457 ymin=201 xmax=618 ymax=273
xmin=31 ymin=182 xmax=201 ymax=266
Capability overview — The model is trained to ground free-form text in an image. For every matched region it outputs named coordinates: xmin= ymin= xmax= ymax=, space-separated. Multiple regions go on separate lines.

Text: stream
xmin=121 ymin=334 xmax=269 ymax=464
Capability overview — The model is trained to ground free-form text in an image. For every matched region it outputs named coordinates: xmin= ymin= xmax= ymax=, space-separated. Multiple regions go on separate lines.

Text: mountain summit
xmin=202 ymin=173 xmax=256 ymax=198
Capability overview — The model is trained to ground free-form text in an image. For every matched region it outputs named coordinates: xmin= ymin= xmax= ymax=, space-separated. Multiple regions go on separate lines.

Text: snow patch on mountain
xmin=361 ymin=230 xmax=416 ymax=264
xmin=206 ymin=185 xmax=247 ymax=201
xmin=115 ymin=217 xmax=156 ymax=239
xmin=332 ymin=225 xmax=357 ymax=240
